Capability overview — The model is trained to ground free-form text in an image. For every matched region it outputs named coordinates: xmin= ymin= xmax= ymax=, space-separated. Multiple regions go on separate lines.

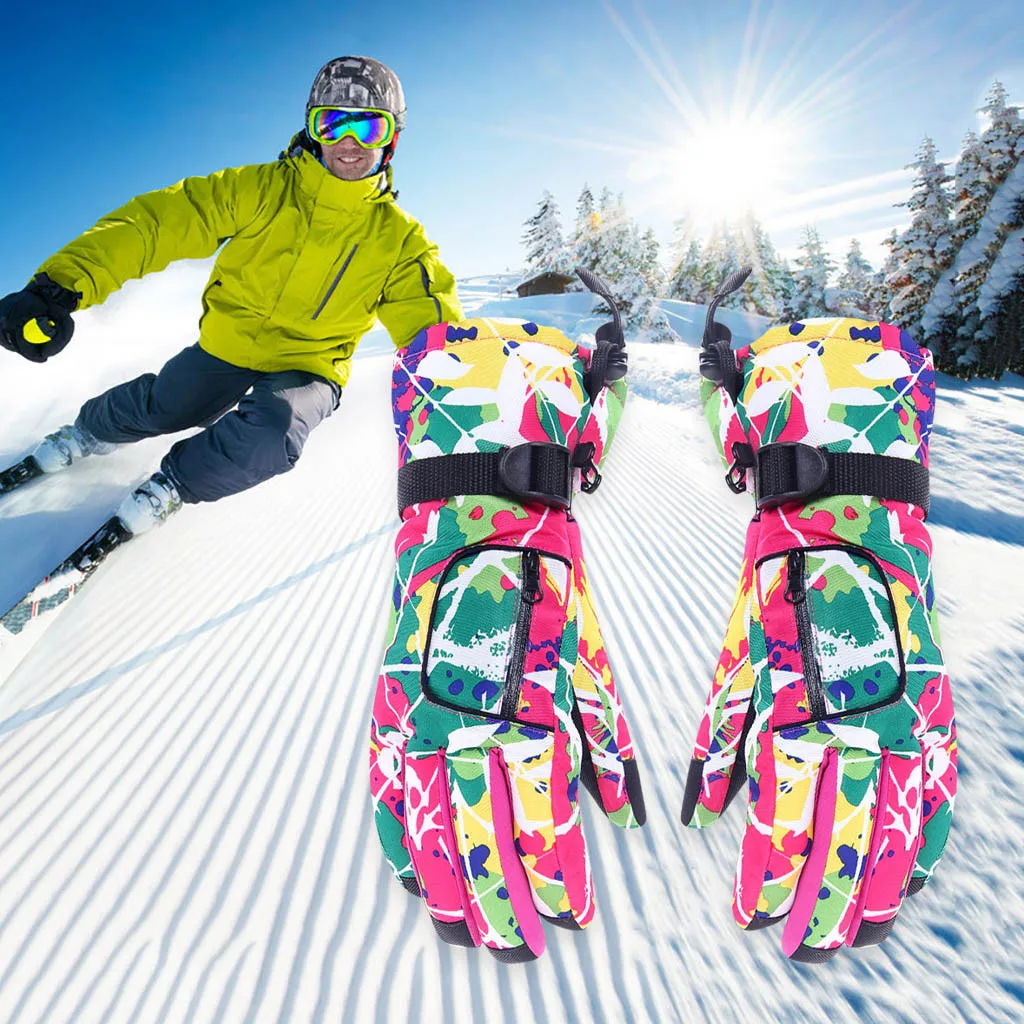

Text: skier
xmin=0 ymin=56 xmax=461 ymax=534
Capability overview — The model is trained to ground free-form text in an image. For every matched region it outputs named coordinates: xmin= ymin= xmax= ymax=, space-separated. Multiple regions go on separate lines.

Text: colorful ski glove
xmin=370 ymin=316 xmax=645 ymax=963
xmin=682 ymin=308 xmax=957 ymax=964
xmin=0 ymin=274 xmax=79 ymax=363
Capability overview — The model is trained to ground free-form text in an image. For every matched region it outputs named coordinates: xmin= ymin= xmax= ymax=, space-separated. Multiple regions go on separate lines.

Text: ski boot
xmin=31 ymin=422 xmax=117 ymax=474
xmin=115 ymin=471 xmax=183 ymax=536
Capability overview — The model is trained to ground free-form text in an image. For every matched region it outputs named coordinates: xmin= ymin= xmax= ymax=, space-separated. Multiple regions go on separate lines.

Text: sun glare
xmin=662 ymin=115 xmax=798 ymax=230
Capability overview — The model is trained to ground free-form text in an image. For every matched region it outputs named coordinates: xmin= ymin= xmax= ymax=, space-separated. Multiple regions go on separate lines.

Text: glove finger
xmin=910 ymin=677 xmax=958 ymax=889
xmin=767 ymin=743 xmax=886 ymax=963
xmin=369 ymin=693 xmax=418 ymax=891
xmin=570 ymin=576 xmax=645 ymax=827
xmin=510 ymin=715 xmax=595 ymax=929
xmin=448 ymin=747 xmax=546 ymax=962
xmin=846 ymin=750 xmax=923 ymax=947
xmin=403 ymin=751 xmax=481 ymax=947
xmin=682 ymin=519 xmax=760 ymax=827
xmin=776 ymin=746 xmax=845 ymax=962
xmin=734 ymin=735 xmax=873 ymax=962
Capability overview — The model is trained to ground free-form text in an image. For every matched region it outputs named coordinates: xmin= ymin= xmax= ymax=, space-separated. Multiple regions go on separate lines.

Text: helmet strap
xmin=378 ymin=132 xmax=399 ymax=171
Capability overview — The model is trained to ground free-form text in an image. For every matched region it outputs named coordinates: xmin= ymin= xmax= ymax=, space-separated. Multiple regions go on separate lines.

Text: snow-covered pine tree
xmin=886 ymin=137 xmax=954 ymax=335
xmin=990 ymin=270 xmax=1024 ymax=375
xmin=948 ymin=85 xmax=1024 ymax=373
xmin=596 ymin=189 xmax=626 ymax=276
xmin=865 ymin=229 xmax=899 ymax=321
xmin=774 ymin=256 xmax=797 ymax=322
xmin=627 ymin=228 xmax=678 ymax=342
xmin=595 ymin=190 xmax=639 ymax=300
xmin=571 ymin=184 xmax=603 ymax=280
xmin=699 ymin=223 xmax=742 ymax=307
xmin=921 ymin=81 xmax=1024 ymax=373
xmin=973 ymin=182 xmax=1024 ymax=376
xmin=615 ymin=240 xmax=645 ymax=316
xmin=978 ymin=81 xmax=1024 ymax=187
xmin=836 ymin=238 xmax=875 ymax=317
xmin=950 ymin=130 xmax=989 ymax=249
xmin=734 ymin=214 xmax=788 ymax=318
xmin=789 ymin=225 xmax=837 ymax=318
xmin=669 ymin=239 xmax=703 ymax=301
xmin=667 ymin=218 xmax=704 ymax=301
xmin=521 ymin=190 xmax=568 ymax=276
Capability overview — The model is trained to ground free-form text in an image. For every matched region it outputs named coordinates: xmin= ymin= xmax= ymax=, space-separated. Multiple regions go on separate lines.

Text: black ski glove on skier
xmin=0 ymin=274 xmax=80 ymax=363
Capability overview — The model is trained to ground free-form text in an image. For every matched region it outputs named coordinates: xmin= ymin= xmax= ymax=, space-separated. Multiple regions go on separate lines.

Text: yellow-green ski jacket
xmin=38 ymin=148 xmax=462 ymax=387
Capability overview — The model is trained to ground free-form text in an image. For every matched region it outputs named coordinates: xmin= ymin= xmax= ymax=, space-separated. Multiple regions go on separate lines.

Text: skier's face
xmin=321 ymin=135 xmax=384 ymax=181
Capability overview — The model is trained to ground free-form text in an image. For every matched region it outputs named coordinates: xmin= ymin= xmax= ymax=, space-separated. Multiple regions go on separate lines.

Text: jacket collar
xmin=291 ymin=148 xmax=395 ymax=209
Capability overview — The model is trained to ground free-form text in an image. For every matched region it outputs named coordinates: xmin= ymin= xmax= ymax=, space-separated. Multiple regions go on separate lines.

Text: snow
xmin=920 ymin=158 xmax=1024 ymax=333
xmin=1 ymin=272 xmax=1023 ymax=1023
xmin=979 ymin=227 xmax=1024 ymax=316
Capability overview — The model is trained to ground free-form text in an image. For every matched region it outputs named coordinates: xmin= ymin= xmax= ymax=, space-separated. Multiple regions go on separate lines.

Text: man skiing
xmin=0 ymin=56 xmax=461 ymax=535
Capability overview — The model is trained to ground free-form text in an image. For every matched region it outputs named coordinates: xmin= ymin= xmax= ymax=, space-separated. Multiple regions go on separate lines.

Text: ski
xmin=0 ymin=454 xmax=44 ymax=497
xmin=0 ymin=514 xmax=133 ymax=686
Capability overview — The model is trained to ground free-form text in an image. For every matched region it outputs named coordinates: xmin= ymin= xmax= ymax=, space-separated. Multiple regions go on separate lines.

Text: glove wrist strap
xmin=30 ymin=273 xmax=81 ymax=312
xmin=741 ymin=441 xmax=930 ymax=516
xmin=397 ymin=443 xmax=578 ymax=514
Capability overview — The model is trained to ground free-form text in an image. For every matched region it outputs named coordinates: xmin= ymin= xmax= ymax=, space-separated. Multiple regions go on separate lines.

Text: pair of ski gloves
xmin=369 ymin=309 xmax=957 ymax=965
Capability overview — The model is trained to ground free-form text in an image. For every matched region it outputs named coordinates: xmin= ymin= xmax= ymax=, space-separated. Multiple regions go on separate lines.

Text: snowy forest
xmin=520 ymin=81 xmax=1024 ymax=379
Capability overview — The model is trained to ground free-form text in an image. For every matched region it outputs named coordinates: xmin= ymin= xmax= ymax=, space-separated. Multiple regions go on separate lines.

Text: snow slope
xmin=0 ymin=271 xmax=1022 ymax=1023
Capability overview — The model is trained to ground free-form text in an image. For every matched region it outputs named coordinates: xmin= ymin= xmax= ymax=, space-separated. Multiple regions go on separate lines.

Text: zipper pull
xmin=522 ymin=550 xmax=542 ymax=605
xmin=785 ymin=550 xmax=806 ymax=604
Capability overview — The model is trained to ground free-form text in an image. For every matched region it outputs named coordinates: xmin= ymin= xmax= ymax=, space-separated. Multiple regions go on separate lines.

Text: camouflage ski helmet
xmin=307 ymin=56 xmax=406 ymax=130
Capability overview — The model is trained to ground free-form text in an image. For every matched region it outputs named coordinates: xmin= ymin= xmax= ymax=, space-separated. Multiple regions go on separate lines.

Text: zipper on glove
xmin=785 ymin=549 xmax=826 ymax=720
xmin=499 ymin=550 xmax=542 ymax=720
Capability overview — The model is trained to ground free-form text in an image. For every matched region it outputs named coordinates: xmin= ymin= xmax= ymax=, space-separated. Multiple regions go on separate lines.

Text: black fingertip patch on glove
xmin=623 ymin=759 xmax=646 ymax=825
xmin=851 ymin=917 xmax=897 ymax=947
xmin=546 ymin=914 xmax=583 ymax=931
xmin=488 ymin=944 xmax=538 ymax=964
xmin=721 ymin=746 xmax=748 ymax=815
xmin=789 ymin=943 xmax=839 ymax=965
xmin=744 ymin=914 xmax=784 ymax=932
xmin=399 ymin=875 xmax=421 ymax=897
xmin=572 ymin=699 xmax=646 ymax=825
xmin=906 ymin=875 xmax=927 ymax=896
xmin=720 ymin=705 xmax=755 ymax=816
xmin=431 ymin=917 xmax=476 ymax=948
xmin=572 ymin=701 xmax=602 ymax=808
xmin=680 ymin=758 xmax=705 ymax=825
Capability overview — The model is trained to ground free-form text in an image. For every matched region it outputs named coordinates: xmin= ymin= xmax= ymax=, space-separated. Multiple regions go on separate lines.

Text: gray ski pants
xmin=77 ymin=344 xmax=340 ymax=504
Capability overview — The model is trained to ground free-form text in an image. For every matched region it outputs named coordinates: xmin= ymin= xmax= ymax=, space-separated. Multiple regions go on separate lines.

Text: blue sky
xmin=0 ymin=0 xmax=1021 ymax=291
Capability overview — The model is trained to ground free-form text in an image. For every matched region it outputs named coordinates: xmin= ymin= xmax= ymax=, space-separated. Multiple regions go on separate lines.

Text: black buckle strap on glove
xmin=575 ymin=267 xmax=627 ymax=403
xmin=571 ymin=441 xmax=602 ymax=494
xmin=700 ymin=267 xmax=751 ymax=403
xmin=0 ymin=273 xmax=81 ymax=363
xmin=734 ymin=441 xmax=931 ymax=516
xmin=396 ymin=442 xmax=576 ymax=514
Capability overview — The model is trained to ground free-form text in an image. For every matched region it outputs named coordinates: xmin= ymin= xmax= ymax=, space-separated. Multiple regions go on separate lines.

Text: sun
xmin=660 ymin=114 xmax=799 ymax=230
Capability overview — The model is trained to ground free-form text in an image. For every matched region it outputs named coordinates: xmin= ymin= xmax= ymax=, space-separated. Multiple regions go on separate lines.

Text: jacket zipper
xmin=311 ymin=243 xmax=358 ymax=320
xmin=785 ymin=549 xmax=826 ymax=720
xmin=500 ymin=550 xmax=542 ymax=720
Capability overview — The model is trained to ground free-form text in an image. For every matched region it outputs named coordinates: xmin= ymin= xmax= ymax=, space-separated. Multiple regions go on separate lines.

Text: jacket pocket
xmin=756 ymin=544 xmax=905 ymax=729
xmin=311 ymin=243 xmax=358 ymax=321
xmin=422 ymin=544 xmax=570 ymax=729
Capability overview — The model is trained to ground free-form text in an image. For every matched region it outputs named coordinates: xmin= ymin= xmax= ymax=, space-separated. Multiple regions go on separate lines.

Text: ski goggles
xmin=307 ymin=107 xmax=396 ymax=148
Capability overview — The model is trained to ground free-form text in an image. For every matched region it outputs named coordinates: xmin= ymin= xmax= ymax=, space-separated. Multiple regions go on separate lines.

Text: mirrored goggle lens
xmin=309 ymin=108 xmax=394 ymax=148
